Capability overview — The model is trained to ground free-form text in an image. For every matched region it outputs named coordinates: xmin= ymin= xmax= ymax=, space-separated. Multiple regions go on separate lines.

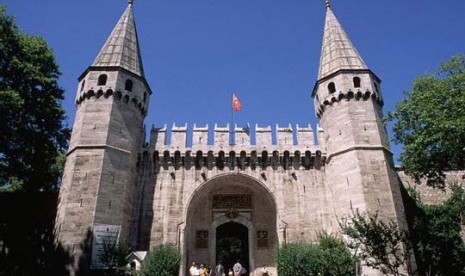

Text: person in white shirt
xmin=190 ymin=261 xmax=200 ymax=276
xmin=233 ymin=260 xmax=242 ymax=276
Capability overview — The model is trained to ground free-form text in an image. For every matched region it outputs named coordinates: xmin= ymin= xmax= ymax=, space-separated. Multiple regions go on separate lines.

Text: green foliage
xmin=342 ymin=185 xmax=465 ymax=276
xmin=341 ymin=212 xmax=413 ymax=276
xmin=140 ymin=244 xmax=181 ymax=276
xmin=274 ymin=234 xmax=355 ymax=276
xmin=0 ymin=5 xmax=70 ymax=191
xmin=408 ymin=183 xmax=465 ymax=275
xmin=387 ymin=54 xmax=465 ymax=188
xmin=0 ymin=192 xmax=71 ymax=275
xmin=275 ymin=243 xmax=320 ymax=275
xmin=317 ymin=233 xmax=357 ymax=276
xmin=99 ymin=237 xmax=132 ymax=275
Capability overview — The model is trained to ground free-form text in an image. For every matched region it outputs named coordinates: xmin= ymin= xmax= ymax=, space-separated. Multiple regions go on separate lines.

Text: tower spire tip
xmin=128 ymin=0 xmax=133 ymax=5
xmin=325 ymin=0 xmax=331 ymax=9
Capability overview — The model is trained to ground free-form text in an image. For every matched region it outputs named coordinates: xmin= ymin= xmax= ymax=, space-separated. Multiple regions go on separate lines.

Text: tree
xmin=274 ymin=233 xmax=355 ymax=276
xmin=274 ymin=243 xmax=321 ymax=276
xmin=318 ymin=233 xmax=356 ymax=276
xmin=98 ymin=237 xmax=132 ymax=276
xmin=408 ymin=183 xmax=465 ymax=276
xmin=0 ymin=192 xmax=72 ymax=276
xmin=342 ymin=184 xmax=465 ymax=276
xmin=387 ymin=54 xmax=465 ymax=188
xmin=0 ymin=6 xmax=70 ymax=192
xmin=341 ymin=212 xmax=414 ymax=276
xmin=140 ymin=244 xmax=181 ymax=276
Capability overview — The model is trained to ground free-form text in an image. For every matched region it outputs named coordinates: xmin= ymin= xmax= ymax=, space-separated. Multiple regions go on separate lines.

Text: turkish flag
xmin=232 ymin=93 xmax=242 ymax=111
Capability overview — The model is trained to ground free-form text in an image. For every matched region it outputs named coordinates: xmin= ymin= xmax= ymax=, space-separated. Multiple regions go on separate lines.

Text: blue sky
xmin=3 ymin=0 xmax=465 ymax=163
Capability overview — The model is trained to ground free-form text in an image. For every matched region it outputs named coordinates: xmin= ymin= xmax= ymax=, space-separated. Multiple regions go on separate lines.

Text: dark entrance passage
xmin=216 ymin=222 xmax=249 ymax=273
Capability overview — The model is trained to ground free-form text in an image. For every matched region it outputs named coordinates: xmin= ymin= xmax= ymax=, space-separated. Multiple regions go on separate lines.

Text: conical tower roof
xmin=92 ymin=1 xmax=145 ymax=78
xmin=318 ymin=2 xmax=368 ymax=79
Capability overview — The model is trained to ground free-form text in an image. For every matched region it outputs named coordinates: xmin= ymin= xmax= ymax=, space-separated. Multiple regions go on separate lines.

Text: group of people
xmin=189 ymin=261 xmax=213 ymax=276
xmin=190 ymin=260 xmax=247 ymax=276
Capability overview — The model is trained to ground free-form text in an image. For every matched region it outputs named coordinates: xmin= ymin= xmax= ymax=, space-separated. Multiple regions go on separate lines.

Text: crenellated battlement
xmin=146 ymin=123 xmax=324 ymax=150
xmin=139 ymin=123 xmax=326 ymax=170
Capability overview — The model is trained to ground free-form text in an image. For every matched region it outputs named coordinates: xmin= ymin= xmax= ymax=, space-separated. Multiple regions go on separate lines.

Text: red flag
xmin=232 ymin=93 xmax=242 ymax=111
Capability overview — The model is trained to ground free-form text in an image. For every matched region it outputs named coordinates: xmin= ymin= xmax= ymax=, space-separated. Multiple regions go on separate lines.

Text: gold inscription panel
xmin=212 ymin=194 xmax=252 ymax=209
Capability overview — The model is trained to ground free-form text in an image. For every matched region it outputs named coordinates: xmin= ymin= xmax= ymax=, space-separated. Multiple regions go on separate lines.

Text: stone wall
xmin=130 ymin=123 xmax=330 ymax=275
xmin=398 ymin=170 xmax=465 ymax=204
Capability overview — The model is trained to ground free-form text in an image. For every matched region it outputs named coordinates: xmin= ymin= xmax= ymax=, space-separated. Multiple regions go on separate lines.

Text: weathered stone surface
xmin=55 ymin=2 xmax=413 ymax=276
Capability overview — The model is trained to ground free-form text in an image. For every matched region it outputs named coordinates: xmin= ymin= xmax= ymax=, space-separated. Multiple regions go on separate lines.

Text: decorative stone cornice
xmin=67 ymin=144 xmax=131 ymax=156
xmin=137 ymin=149 xmax=325 ymax=172
xmin=316 ymin=88 xmax=383 ymax=118
xmin=325 ymin=145 xmax=393 ymax=163
xmin=76 ymin=88 xmax=147 ymax=116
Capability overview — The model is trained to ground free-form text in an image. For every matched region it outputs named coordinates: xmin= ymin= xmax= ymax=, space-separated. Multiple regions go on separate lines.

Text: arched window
xmin=80 ymin=80 xmax=85 ymax=91
xmin=143 ymin=91 xmax=147 ymax=103
xmin=328 ymin=82 xmax=336 ymax=93
xmin=125 ymin=79 xmax=133 ymax=92
xmin=97 ymin=74 xmax=107 ymax=86
xmin=353 ymin=77 xmax=361 ymax=88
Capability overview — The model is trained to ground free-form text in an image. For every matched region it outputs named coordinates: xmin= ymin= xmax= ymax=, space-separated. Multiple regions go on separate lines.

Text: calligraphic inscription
xmin=212 ymin=194 xmax=252 ymax=209
xmin=257 ymin=230 xmax=268 ymax=248
xmin=196 ymin=230 xmax=208 ymax=248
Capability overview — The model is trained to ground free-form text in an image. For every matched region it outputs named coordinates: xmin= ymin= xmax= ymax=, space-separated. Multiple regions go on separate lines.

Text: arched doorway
xmin=216 ymin=222 xmax=249 ymax=273
xmin=184 ymin=173 xmax=277 ymax=275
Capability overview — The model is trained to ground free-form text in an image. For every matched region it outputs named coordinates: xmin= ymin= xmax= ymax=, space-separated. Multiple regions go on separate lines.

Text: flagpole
xmin=231 ymin=92 xmax=234 ymax=145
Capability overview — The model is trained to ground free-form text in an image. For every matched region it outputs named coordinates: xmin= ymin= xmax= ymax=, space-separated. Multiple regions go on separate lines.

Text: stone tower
xmin=54 ymin=1 xmax=151 ymax=273
xmin=313 ymin=1 xmax=407 ymax=235
xmin=53 ymin=1 xmax=413 ymax=275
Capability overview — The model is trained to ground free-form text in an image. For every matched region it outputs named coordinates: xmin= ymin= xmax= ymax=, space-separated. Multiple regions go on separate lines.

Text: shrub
xmin=341 ymin=212 xmax=414 ymax=276
xmin=140 ymin=244 xmax=181 ymax=276
xmin=275 ymin=234 xmax=355 ymax=276
xmin=318 ymin=233 xmax=355 ymax=276
xmin=275 ymin=243 xmax=320 ymax=276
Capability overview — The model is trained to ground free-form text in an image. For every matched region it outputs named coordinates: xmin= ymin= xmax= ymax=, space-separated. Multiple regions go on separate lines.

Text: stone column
xmin=278 ymin=221 xmax=287 ymax=245
xmin=178 ymin=223 xmax=186 ymax=276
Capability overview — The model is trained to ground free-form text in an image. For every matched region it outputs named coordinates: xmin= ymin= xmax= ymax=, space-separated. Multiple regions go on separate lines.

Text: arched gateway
xmin=54 ymin=2 xmax=412 ymax=275
xmin=184 ymin=174 xmax=277 ymax=275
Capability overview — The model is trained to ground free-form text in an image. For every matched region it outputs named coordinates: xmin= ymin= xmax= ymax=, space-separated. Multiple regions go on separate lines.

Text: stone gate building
xmin=55 ymin=1 xmax=409 ymax=275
